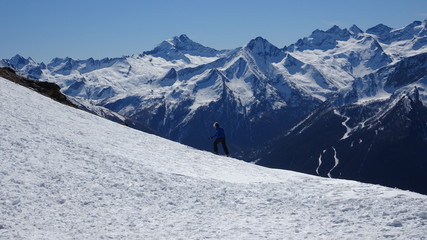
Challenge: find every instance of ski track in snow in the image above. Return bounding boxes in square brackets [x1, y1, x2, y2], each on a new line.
[327, 147, 340, 178]
[316, 149, 327, 176]
[334, 110, 352, 140]
[1, 77, 427, 239]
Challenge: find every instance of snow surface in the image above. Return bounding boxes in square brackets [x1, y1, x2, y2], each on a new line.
[1, 77, 427, 239]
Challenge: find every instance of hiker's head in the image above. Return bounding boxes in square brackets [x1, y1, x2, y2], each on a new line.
[213, 122, 219, 128]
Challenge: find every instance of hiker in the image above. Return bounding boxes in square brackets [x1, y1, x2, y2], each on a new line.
[209, 122, 230, 156]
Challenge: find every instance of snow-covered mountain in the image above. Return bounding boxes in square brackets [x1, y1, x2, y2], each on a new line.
[258, 52, 427, 194]
[366, 20, 427, 60]
[144, 34, 229, 61]
[4, 20, 427, 194]
[1, 76, 427, 239]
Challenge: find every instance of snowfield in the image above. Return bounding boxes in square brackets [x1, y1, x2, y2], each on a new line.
[1, 77, 426, 239]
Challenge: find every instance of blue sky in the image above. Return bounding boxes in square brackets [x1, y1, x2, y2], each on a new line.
[2, 0, 427, 63]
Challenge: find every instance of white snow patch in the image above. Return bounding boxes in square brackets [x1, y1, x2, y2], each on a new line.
[379, 38, 427, 62]
[355, 90, 392, 105]
[183, 54, 219, 65]
[225, 77, 255, 109]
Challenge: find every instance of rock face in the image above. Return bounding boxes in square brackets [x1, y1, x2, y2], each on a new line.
[4, 20, 427, 194]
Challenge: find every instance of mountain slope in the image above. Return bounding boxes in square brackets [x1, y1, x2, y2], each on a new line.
[1, 77, 426, 239]
[258, 53, 427, 194]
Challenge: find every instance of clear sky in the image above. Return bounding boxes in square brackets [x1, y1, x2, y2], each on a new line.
[2, 0, 427, 63]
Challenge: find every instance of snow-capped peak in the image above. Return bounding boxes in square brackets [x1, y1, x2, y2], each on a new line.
[349, 24, 364, 35]
[366, 22, 425, 43]
[3, 54, 44, 79]
[144, 34, 222, 60]
[8, 54, 37, 69]
[159, 34, 197, 51]
[244, 37, 285, 61]
[246, 37, 272, 49]
[402, 20, 425, 33]
[325, 25, 351, 37]
[366, 23, 393, 37]
[395, 20, 427, 40]
[168, 34, 192, 45]
[288, 25, 352, 51]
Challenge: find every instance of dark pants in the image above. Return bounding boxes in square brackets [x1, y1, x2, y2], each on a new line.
[214, 137, 229, 156]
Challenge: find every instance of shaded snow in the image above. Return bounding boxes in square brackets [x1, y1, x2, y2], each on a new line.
[1, 77, 427, 239]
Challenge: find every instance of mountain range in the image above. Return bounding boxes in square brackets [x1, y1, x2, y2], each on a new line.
[3, 20, 427, 194]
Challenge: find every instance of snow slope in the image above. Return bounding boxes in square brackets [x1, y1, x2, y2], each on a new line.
[1, 77, 426, 239]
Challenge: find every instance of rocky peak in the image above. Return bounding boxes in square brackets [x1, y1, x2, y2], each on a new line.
[349, 24, 364, 35]
[366, 23, 392, 36]
[9, 54, 32, 69]
[288, 25, 352, 51]
[325, 25, 351, 37]
[245, 37, 285, 60]
[145, 34, 220, 59]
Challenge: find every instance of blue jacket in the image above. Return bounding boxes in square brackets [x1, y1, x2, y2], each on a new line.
[212, 126, 226, 139]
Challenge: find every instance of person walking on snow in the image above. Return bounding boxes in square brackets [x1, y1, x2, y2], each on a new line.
[209, 122, 230, 156]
